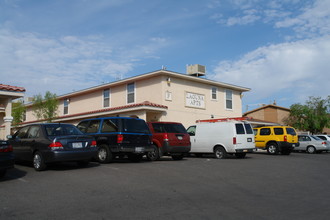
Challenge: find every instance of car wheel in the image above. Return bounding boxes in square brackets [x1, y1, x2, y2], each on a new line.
[214, 146, 227, 159]
[267, 143, 279, 155]
[0, 169, 6, 178]
[33, 151, 47, 171]
[146, 145, 160, 161]
[98, 145, 113, 163]
[235, 153, 246, 159]
[307, 146, 316, 154]
[172, 154, 184, 160]
[128, 154, 143, 162]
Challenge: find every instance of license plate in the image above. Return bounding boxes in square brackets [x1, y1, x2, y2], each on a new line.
[292, 144, 296, 147]
[177, 136, 183, 140]
[72, 142, 83, 148]
[135, 147, 144, 152]
[247, 138, 252, 142]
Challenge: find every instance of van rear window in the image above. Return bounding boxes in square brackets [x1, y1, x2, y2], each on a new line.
[235, 124, 245, 134]
[244, 123, 253, 134]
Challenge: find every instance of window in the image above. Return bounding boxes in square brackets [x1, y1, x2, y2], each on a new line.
[101, 119, 119, 133]
[244, 123, 253, 134]
[235, 124, 245, 134]
[27, 126, 40, 138]
[103, 89, 110, 108]
[187, 126, 196, 136]
[16, 126, 30, 139]
[211, 87, 217, 100]
[64, 99, 69, 115]
[86, 120, 101, 133]
[127, 83, 135, 104]
[260, 128, 271, 136]
[274, 128, 284, 135]
[225, 89, 233, 110]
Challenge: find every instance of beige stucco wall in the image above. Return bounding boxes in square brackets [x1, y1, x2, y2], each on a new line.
[154, 76, 242, 127]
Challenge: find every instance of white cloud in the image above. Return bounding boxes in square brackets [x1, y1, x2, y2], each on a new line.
[211, 35, 330, 105]
[0, 29, 134, 96]
[275, 0, 330, 37]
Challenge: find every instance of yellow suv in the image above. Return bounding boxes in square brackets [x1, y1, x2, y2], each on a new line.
[253, 126, 299, 155]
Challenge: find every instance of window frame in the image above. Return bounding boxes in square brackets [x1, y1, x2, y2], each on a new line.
[211, 87, 217, 100]
[225, 89, 233, 110]
[103, 88, 110, 108]
[127, 82, 135, 104]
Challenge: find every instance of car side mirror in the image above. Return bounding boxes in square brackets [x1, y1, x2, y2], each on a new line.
[6, 135, 13, 140]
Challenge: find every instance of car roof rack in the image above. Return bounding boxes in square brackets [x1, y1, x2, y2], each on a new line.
[196, 117, 252, 123]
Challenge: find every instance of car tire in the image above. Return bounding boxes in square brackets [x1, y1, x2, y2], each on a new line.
[235, 153, 246, 158]
[267, 143, 279, 155]
[172, 154, 184, 160]
[146, 145, 160, 161]
[33, 151, 47, 171]
[214, 146, 227, 159]
[307, 146, 316, 154]
[128, 154, 143, 162]
[98, 145, 113, 163]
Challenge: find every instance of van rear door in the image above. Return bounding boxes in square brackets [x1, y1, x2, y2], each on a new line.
[234, 123, 255, 150]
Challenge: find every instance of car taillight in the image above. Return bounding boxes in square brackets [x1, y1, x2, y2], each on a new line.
[117, 134, 124, 144]
[0, 144, 13, 152]
[322, 141, 326, 145]
[91, 140, 97, 147]
[233, 137, 237, 145]
[163, 133, 169, 141]
[49, 142, 63, 149]
[284, 135, 287, 142]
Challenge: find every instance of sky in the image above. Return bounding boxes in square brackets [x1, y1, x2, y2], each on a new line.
[1, 0, 330, 112]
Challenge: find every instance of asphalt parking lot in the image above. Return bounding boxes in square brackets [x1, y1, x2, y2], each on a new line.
[1, 151, 330, 220]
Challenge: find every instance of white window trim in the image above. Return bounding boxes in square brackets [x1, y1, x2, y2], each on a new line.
[126, 82, 136, 104]
[103, 88, 111, 108]
[225, 89, 233, 110]
[211, 87, 218, 101]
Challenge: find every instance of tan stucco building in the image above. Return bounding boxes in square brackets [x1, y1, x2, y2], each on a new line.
[0, 84, 25, 139]
[243, 104, 290, 126]
[24, 67, 251, 128]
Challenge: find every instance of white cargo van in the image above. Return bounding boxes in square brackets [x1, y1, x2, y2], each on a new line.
[187, 117, 255, 159]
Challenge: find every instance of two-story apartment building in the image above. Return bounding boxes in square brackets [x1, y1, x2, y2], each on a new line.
[24, 66, 251, 128]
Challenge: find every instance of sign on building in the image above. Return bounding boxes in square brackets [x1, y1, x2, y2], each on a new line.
[185, 92, 205, 109]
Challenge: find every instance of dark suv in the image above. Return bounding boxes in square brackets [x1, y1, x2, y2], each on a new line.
[147, 122, 191, 161]
[77, 117, 153, 163]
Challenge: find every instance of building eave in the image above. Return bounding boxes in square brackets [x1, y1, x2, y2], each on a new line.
[56, 69, 250, 100]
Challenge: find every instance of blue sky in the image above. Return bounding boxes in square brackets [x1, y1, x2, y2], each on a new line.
[1, 0, 330, 112]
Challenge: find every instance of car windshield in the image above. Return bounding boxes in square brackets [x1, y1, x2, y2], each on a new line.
[45, 124, 83, 136]
[286, 128, 296, 135]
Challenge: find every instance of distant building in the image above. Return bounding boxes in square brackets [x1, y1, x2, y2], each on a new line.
[0, 84, 25, 139]
[23, 65, 251, 127]
[243, 104, 290, 126]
